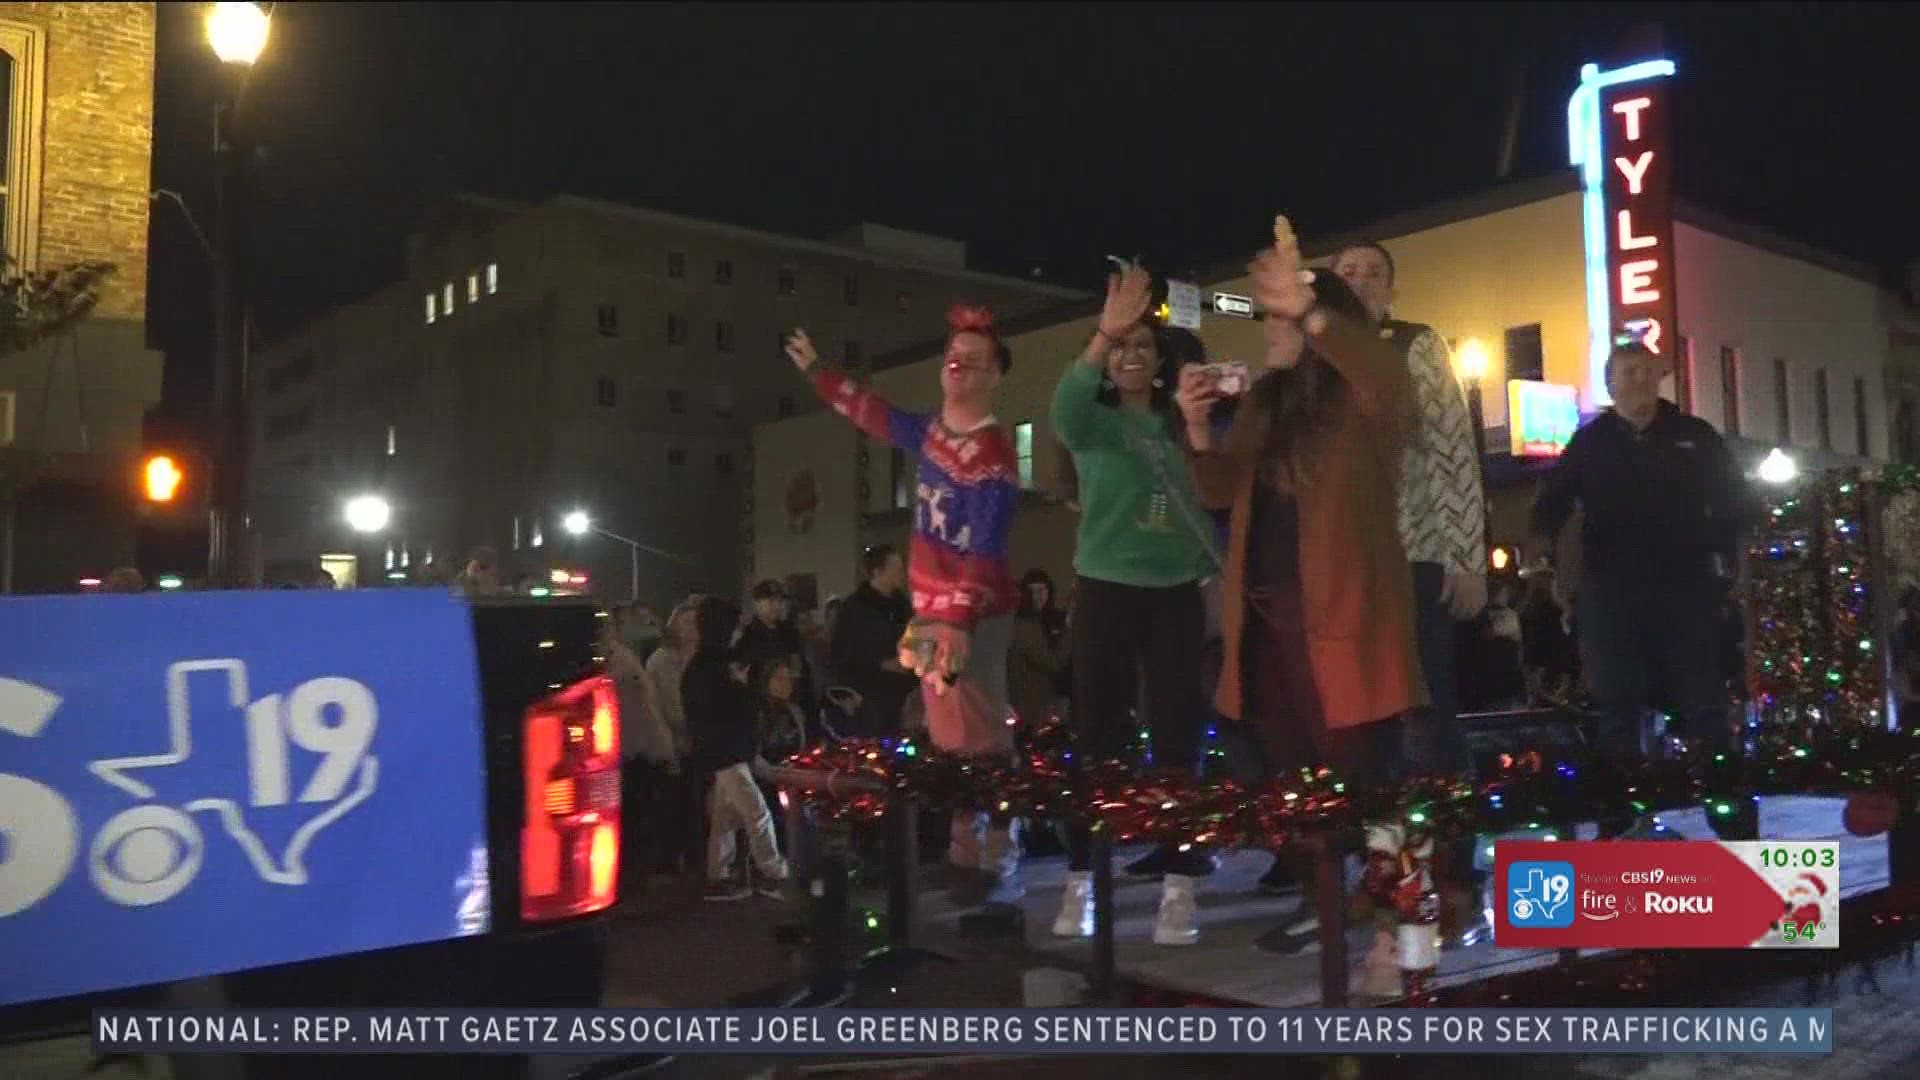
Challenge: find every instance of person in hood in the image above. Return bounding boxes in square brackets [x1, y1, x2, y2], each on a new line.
[684, 595, 788, 901]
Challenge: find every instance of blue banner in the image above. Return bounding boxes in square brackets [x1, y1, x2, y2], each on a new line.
[91, 1008, 1835, 1055]
[1, 589, 490, 1006]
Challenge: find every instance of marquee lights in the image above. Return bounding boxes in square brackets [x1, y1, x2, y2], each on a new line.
[1568, 58, 1677, 408]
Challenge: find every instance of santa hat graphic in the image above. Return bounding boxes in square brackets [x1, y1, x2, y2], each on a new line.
[1795, 873, 1828, 897]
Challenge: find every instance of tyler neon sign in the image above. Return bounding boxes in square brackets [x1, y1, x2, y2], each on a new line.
[1569, 58, 1677, 408]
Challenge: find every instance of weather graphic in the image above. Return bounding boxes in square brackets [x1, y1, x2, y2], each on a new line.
[1508, 860, 1576, 928]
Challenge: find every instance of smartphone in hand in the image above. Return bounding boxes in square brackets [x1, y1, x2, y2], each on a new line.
[1193, 361, 1250, 397]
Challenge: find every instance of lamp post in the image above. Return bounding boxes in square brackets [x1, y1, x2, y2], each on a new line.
[205, 2, 270, 587]
[563, 510, 694, 604]
[1455, 338, 1493, 557]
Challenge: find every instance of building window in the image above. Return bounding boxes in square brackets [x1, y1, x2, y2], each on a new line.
[531, 521, 544, 548]
[843, 340, 862, 367]
[716, 321, 734, 352]
[667, 250, 685, 279]
[0, 24, 48, 269]
[596, 376, 617, 407]
[1773, 359, 1792, 443]
[1013, 421, 1035, 490]
[667, 448, 686, 468]
[895, 289, 912, 313]
[844, 273, 860, 306]
[777, 267, 797, 296]
[714, 259, 733, 285]
[714, 385, 735, 419]
[1897, 398, 1918, 465]
[385, 424, 396, 456]
[1854, 377, 1871, 458]
[716, 453, 735, 477]
[597, 304, 619, 337]
[486, 262, 499, 295]
[425, 292, 437, 324]
[777, 395, 795, 419]
[1502, 324, 1544, 383]
[1814, 368, 1832, 451]
[512, 516, 522, 551]
[890, 448, 912, 510]
[1719, 346, 1742, 436]
[467, 272, 480, 304]
[667, 314, 686, 345]
[667, 389, 685, 414]
[443, 282, 455, 315]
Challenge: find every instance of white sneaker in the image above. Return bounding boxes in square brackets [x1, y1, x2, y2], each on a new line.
[1054, 871, 1094, 938]
[1153, 873, 1200, 947]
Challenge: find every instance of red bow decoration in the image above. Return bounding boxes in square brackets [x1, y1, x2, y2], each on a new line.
[946, 302, 998, 337]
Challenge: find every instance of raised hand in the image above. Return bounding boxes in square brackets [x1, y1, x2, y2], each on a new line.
[784, 328, 820, 372]
[1249, 215, 1323, 331]
[1175, 364, 1219, 423]
[1099, 262, 1153, 338]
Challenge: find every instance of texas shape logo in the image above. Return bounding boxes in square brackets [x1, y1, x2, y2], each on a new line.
[1508, 860, 1575, 928]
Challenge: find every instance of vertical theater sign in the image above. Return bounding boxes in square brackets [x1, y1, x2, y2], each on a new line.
[1569, 58, 1677, 407]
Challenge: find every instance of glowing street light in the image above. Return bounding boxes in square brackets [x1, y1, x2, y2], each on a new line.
[562, 510, 591, 537]
[1757, 448, 1798, 486]
[343, 494, 392, 534]
[206, 2, 270, 66]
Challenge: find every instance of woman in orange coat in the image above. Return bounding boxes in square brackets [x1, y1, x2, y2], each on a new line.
[1176, 216, 1429, 954]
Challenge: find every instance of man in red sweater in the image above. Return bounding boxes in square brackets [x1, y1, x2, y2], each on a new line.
[786, 309, 1025, 907]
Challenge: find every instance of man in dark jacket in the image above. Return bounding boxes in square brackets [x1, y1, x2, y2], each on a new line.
[829, 545, 917, 736]
[1530, 343, 1750, 758]
[684, 596, 787, 901]
[735, 579, 814, 719]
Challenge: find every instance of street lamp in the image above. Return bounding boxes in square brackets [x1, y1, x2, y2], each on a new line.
[204, 2, 271, 587]
[1757, 448, 1799, 486]
[206, 3, 270, 66]
[343, 495, 391, 534]
[560, 509, 693, 604]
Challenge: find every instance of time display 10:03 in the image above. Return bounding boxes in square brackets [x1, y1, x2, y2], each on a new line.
[1760, 847, 1836, 869]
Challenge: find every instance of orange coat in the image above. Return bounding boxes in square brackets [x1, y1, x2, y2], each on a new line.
[1191, 312, 1430, 733]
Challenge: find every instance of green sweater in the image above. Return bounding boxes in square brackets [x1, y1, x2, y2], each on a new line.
[1049, 361, 1213, 589]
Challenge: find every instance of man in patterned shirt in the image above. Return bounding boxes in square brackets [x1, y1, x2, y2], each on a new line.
[1331, 241, 1488, 775]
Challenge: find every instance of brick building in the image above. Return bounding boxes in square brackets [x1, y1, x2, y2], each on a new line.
[0, 1, 164, 593]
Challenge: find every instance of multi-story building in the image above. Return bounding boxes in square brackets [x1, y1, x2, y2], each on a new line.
[750, 172, 1920, 605]
[247, 195, 1083, 601]
[0, 2, 164, 594]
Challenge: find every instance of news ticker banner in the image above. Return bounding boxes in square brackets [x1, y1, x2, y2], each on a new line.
[95, 1008, 1833, 1056]
[1495, 840, 1840, 950]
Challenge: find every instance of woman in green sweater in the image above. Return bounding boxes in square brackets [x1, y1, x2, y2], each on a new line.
[1048, 263, 1216, 947]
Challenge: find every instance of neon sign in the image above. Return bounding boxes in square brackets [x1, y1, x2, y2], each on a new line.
[1569, 58, 1677, 407]
[1508, 380, 1580, 458]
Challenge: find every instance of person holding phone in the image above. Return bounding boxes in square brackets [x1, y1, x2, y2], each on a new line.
[1177, 216, 1429, 956]
[1047, 262, 1218, 947]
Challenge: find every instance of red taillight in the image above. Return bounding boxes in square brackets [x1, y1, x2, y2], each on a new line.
[521, 674, 621, 922]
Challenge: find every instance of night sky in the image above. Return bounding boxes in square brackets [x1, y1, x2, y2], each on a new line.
[147, 2, 1918, 425]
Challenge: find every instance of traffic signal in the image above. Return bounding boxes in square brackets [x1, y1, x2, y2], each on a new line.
[143, 454, 184, 503]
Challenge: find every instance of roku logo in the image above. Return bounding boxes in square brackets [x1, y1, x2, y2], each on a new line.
[1645, 892, 1714, 915]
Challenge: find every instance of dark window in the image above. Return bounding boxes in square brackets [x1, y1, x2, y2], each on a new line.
[1502, 324, 1544, 382]
[716, 453, 735, 477]
[596, 305, 619, 337]
[666, 250, 685, 278]
[666, 389, 685, 415]
[843, 340, 862, 367]
[1815, 368, 1832, 451]
[890, 448, 912, 510]
[667, 448, 686, 468]
[716, 321, 734, 352]
[1854, 378, 1871, 458]
[1897, 398, 1917, 464]
[714, 385, 735, 419]
[595, 376, 617, 407]
[666, 314, 686, 345]
[714, 259, 733, 285]
[1773, 359, 1792, 443]
[0, 48, 12, 250]
[844, 273, 859, 306]
[777, 395, 795, 419]
[265, 405, 314, 443]
[895, 289, 912, 313]
[777, 267, 796, 297]
[1719, 347, 1742, 436]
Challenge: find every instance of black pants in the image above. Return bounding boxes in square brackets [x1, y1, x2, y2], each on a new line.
[1066, 577, 1209, 874]
[1580, 575, 1734, 757]
[623, 759, 699, 879]
[1403, 561, 1470, 776]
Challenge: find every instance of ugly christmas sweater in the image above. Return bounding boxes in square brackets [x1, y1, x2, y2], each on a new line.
[811, 368, 1018, 631]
